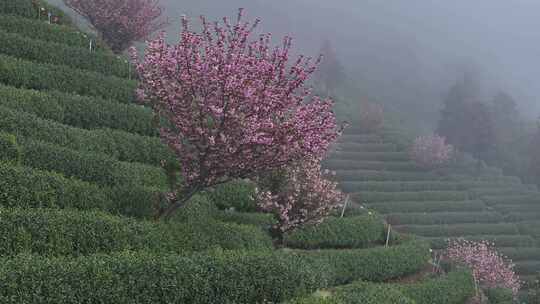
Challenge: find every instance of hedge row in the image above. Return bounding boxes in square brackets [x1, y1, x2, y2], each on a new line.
[386, 211, 503, 226]
[0, 14, 104, 50]
[396, 269, 475, 304]
[19, 138, 167, 188]
[337, 142, 397, 152]
[335, 169, 437, 182]
[504, 212, 540, 222]
[396, 223, 520, 237]
[332, 151, 409, 161]
[204, 180, 258, 212]
[340, 181, 470, 193]
[0, 161, 112, 210]
[0, 30, 131, 77]
[369, 200, 486, 214]
[482, 194, 540, 206]
[485, 288, 513, 304]
[494, 204, 540, 213]
[339, 134, 382, 143]
[0, 207, 272, 256]
[498, 247, 540, 261]
[283, 215, 386, 250]
[0, 0, 72, 25]
[0, 132, 20, 164]
[424, 235, 537, 250]
[0, 106, 173, 165]
[297, 239, 431, 286]
[469, 188, 535, 199]
[515, 260, 540, 275]
[0, 54, 136, 102]
[0, 250, 320, 304]
[217, 211, 276, 227]
[355, 191, 469, 203]
[323, 160, 418, 171]
[0, 161, 164, 219]
[0, 85, 156, 136]
[517, 221, 540, 238]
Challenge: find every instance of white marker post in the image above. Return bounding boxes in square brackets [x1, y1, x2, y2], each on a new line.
[340, 195, 350, 218]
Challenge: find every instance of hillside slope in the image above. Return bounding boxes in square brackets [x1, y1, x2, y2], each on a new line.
[0, 2, 477, 303]
[325, 126, 540, 291]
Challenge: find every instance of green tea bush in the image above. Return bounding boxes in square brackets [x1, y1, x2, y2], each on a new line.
[0, 0, 34, 18]
[0, 250, 318, 304]
[338, 142, 397, 152]
[0, 85, 155, 136]
[2, 0, 74, 25]
[334, 151, 409, 161]
[0, 132, 20, 164]
[297, 239, 430, 285]
[340, 181, 469, 193]
[19, 139, 167, 188]
[424, 235, 537, 250]
[0, 14, 103, 50]
[323, 159, 418, 171]
[495, 204, 540, 213]
[336, 170, 437, 182]
[218, 211, 276, 227]
[0, 161, 110, 210]
[0, 106, 173, 165]
[498, 247, 540, 261]
[486, 288, 513, 304]
[370, 200, 486, 214]
[386, 211, 503, 225]
[0, 207, 172, 256]
[398, 270, 475, 304]
[291, 283, 414, 304]
[482, 194, 540, 206]
[397, 223, 520, 237]
[355, 191, 469, 203]
[204, 180, 257, 212]
[0, 30, 131, 77]
[283, 214, 386, 249]
[0, 55, 136, 102]
[515, 260, 540, 275]
[340, 134, 382, 143]
[0, 84, 64, 121]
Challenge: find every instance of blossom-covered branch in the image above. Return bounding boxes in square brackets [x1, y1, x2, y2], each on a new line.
[131, 9, 342, 219]
[256, 158, 345, 235]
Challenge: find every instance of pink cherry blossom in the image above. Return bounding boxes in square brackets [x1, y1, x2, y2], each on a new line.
[64, 0, 167, 52]
[131, 9, 343, 219]
[447, 239, 521, 296]
[410, 134, 453, 169]
[256, 157, 345, 236]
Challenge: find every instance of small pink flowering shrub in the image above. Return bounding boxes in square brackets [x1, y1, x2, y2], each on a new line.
[446, 239, 521, 296]
[359, 102, 384, 132]
[256, 158, 345, 236]
[410, 135, 453, 169]
[64, 0, 167, 52]
[132, 10, 342, 219]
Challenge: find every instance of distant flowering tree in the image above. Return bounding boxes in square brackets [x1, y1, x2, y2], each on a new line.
[358, 102, 384, 132]
[256, 158, 345, 237]
[64, 0, 167, 53]
[131, 10, 342, 219]
[410, 135, 453, 169]
[447, 239, 521, 296]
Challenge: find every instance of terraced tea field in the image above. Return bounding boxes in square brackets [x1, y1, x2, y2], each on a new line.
[325, 127, 540, 290]
[0, 1, 515, 303]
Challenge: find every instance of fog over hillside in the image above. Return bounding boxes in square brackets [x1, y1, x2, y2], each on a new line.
[154, 0, 540, 130]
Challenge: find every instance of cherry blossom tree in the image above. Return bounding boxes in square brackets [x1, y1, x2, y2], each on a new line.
[256, 158, 345, 237]
[131, 10, 343, 219]
[447, 239, 521, 296]
[410, 134, 453, 169]
[64, 0, 167, 53]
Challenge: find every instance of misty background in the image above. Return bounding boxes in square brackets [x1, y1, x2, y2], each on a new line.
[151, 0, 540, 133]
